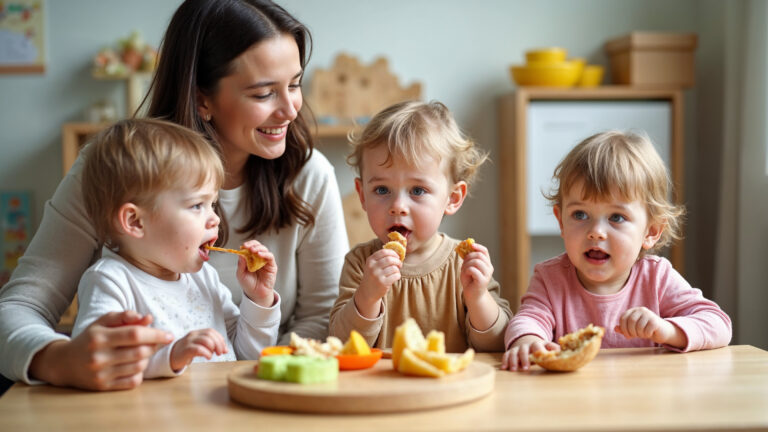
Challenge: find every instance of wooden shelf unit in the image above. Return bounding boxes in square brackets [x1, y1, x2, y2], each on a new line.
[497, 86, 685, 311]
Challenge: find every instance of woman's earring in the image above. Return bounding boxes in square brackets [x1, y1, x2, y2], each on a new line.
[204, 113, 211, 122]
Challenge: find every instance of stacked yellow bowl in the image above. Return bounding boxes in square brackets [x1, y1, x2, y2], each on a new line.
[510, 48, 602, 87]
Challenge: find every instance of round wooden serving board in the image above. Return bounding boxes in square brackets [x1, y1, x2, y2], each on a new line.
[227, 358, 494, 414]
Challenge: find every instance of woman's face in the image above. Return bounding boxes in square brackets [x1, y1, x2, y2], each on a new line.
[200, 34, 303, 172]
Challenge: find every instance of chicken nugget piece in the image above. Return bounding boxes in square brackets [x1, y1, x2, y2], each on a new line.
[383, 241, 406, 261]
[383, 231, 407, 261]
[455, 238, 475, 259]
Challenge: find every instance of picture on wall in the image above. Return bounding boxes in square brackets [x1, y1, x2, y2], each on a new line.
[0, 191, 32, 287]
[0, 0, 45, 74]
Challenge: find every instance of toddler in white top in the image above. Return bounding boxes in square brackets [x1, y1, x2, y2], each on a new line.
[72, 118, 280, 378]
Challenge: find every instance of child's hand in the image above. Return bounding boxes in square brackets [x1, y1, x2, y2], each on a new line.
[170, 328, 228, 372]
[237, 239, 277, 308]
[614, 306, 686, 347]
[459, 241, 493, 302]
[353, 248, 402, 318]
[501, 335, 560, 371]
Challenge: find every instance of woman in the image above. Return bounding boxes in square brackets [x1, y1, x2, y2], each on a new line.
[0, 0, 348, 391]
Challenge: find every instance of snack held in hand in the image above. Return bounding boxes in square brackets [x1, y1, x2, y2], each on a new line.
[205, 245, 266, 272]
[383, 231, 407, 261]
[454, 238, 475, 259]
[530, 324, 605, 372]
[391, 318, 474, 378]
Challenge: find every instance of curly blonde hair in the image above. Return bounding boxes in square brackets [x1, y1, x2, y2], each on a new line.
[347, 100, 488, 188]
[545, 130, 685, 253]
[82, 118, 224, 249]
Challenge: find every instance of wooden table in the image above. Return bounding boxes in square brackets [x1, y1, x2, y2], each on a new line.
[1, 345, 766, 431]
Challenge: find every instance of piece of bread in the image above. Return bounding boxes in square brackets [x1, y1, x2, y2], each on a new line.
[383, 231, 407, 261]
[529, 324, 605, 372]
[455, 238, 475, 258]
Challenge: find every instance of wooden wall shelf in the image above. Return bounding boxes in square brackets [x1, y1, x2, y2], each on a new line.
[497, 86, 685, 310]
[62, 122, 355, 177]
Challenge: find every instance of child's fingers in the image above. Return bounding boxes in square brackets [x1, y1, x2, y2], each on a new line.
[500, 349, 515, 371]
[241, 239, 264, 251]
[189, 345, 214, 360]
[517, 345, 532, 370]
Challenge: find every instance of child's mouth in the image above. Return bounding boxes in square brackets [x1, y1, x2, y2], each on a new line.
[389, 225, 410, 240]
[199, 239, 216, 261]
[584, 248, 610, 261]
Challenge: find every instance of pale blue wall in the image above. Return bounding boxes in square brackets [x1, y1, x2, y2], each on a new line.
[0, 0, 707, 283]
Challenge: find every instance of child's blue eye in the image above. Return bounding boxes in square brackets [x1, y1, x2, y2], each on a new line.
[410, 187, 426, 196]
[572, 210, 587, 220]
[374, 186, 389, 195]
[191, 203, 203, 210]
[609, 214, 626, 223]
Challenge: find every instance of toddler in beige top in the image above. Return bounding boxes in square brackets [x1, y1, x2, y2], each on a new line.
[329, 100, 512, 352]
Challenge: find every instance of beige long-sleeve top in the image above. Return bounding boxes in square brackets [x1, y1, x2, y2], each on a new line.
[329, 234, 512, 352]
[0, 149, 348, 384]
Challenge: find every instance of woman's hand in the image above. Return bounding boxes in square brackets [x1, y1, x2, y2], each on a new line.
[29, 311, 173, 391]
[238, 240, 277, 307]
[501, 335, 560, 371]
[353, 248, 402, 319]
[614, 306, 687, 348]
[169, 328, 228, 372]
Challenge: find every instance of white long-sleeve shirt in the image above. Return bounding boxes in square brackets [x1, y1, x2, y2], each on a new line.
[0, 149, 348, 384]
[72, 250, 280, 378]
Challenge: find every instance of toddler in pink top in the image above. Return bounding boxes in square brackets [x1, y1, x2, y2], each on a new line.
[501, 131, 732, 371]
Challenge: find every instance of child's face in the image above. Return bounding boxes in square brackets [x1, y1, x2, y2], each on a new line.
[553, 181, 662, 294]
[198, 34, 303, 168]
[129, 177, 220, 280]
[355, 145, 465, 261]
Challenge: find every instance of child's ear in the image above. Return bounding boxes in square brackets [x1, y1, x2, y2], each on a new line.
[444, 181, 467, 216]
[642, 221, 664, 250]
[354, 177, 366, 211]
[115, 203, 146, 239]
[553, 205, 565, 236]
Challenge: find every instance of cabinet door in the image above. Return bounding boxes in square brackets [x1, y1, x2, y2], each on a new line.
[527, 100, 671, 235]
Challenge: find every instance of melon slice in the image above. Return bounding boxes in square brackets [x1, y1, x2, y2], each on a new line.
[391, 318, 426, 369]
[397, 348, 445, 378]
[425, 330, 445, 354]
[340, 330, 371, 355]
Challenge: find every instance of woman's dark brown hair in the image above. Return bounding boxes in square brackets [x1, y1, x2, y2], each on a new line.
[144, 0, 315, 243]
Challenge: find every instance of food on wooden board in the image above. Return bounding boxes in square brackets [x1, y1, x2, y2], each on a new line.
[256, 354, 338, 384]
[289, 332, 342, 358]
[340, 330, 371, 355]
[529, 324, 605, 372]
[391, 318, 475, 378]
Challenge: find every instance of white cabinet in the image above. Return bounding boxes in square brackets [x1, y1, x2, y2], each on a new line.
[527, 100, 671, 235]
[497, 87, 684, 310]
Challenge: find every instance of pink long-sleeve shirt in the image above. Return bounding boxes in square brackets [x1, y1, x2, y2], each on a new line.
[504, 254, 732, 352]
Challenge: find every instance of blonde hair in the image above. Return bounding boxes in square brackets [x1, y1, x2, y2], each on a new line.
[545, 130, 685, 253]
[346, 100, 488, 188]
[81, 118, 224, 249]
